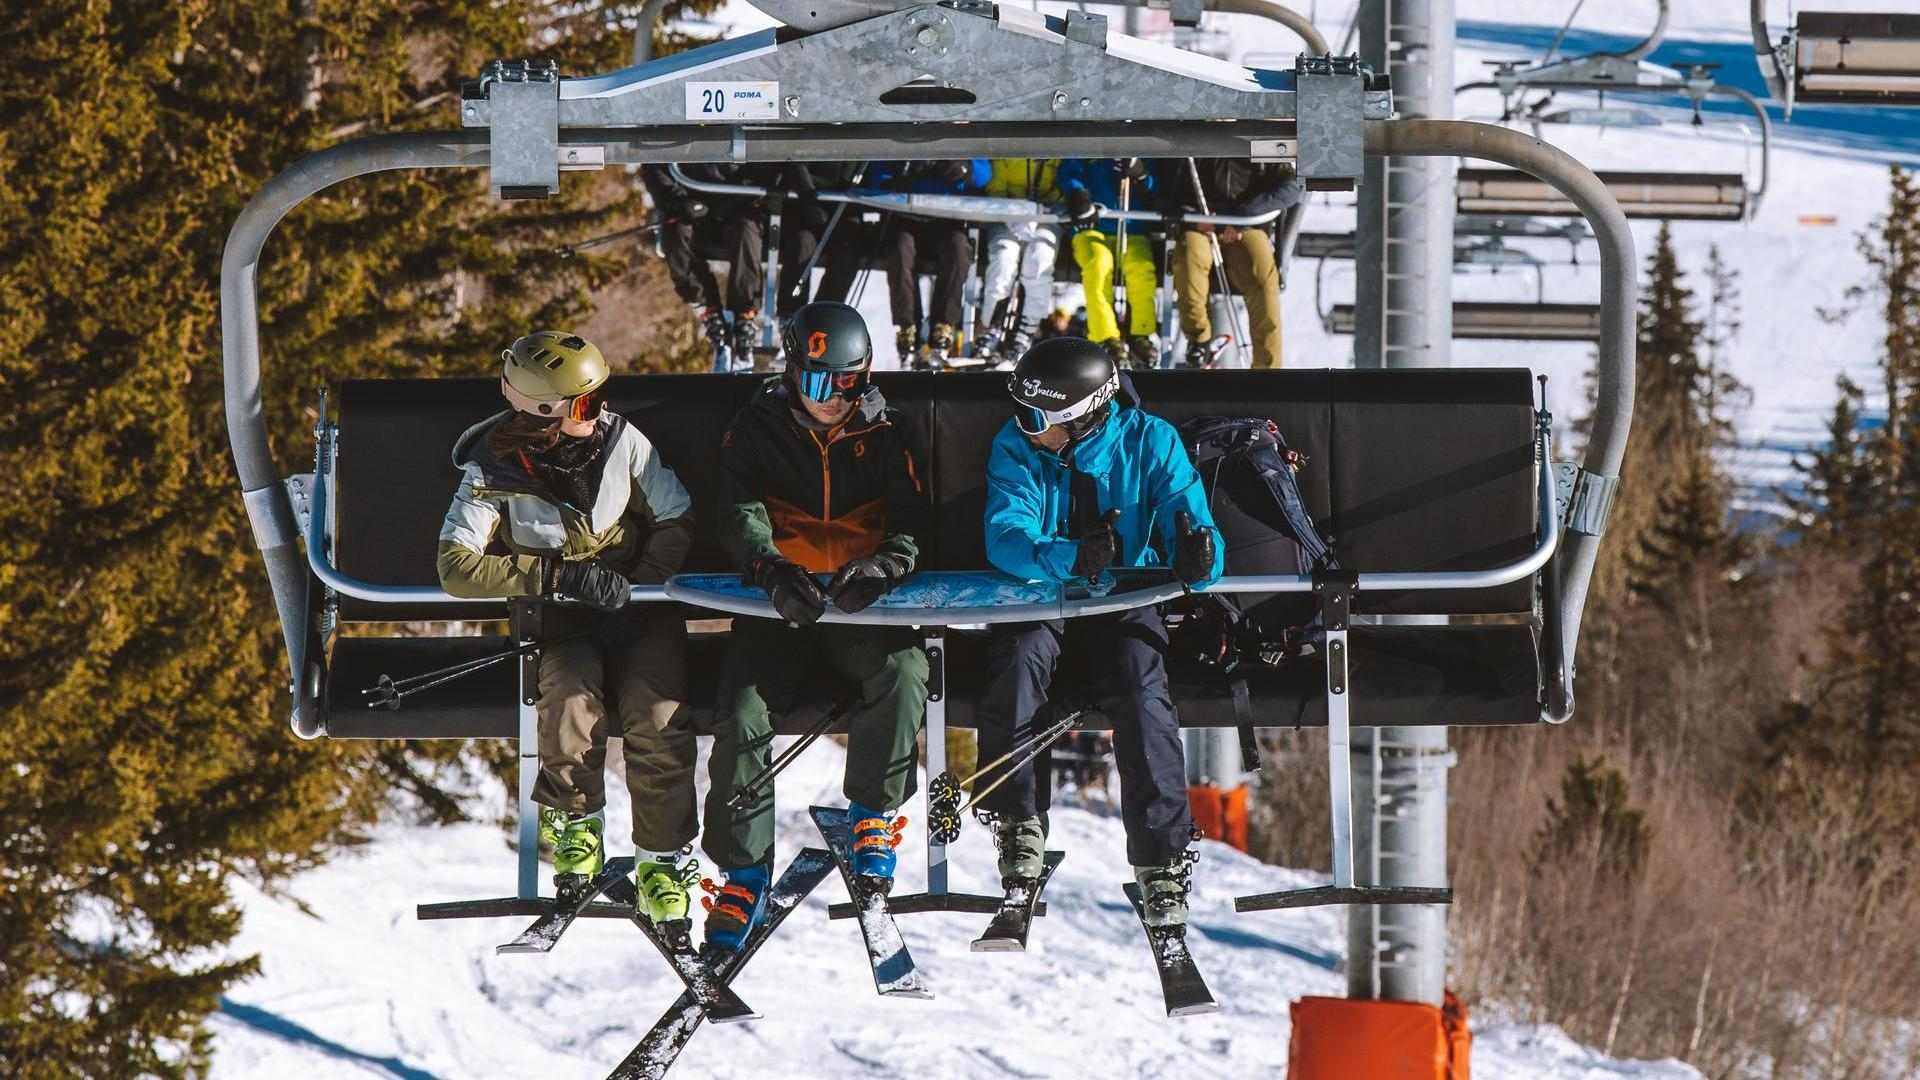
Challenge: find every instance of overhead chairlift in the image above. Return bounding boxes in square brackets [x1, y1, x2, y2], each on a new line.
[218, 0, 1636, 1057]
[1456, 0, 1772, 224]
[1752, 5, 1920, 111]
[1309, 231, 1603, 343]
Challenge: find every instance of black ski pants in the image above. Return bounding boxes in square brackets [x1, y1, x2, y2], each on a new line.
[660, 206, 765, 314]
[884, 217, 972, 330]
[976, 607, 1193, 867]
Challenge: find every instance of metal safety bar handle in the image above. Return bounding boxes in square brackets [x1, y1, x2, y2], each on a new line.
[663, 163, 1284, 228]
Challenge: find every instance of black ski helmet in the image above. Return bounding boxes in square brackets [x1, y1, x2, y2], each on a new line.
[1007, 336, 1120, 438]
[782, 301, 873, 402]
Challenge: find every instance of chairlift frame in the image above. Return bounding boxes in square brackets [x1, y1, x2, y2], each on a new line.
[222, 2, 1634, 922]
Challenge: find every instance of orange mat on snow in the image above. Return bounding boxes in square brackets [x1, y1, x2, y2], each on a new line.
[1288, 992, 1471, 1079]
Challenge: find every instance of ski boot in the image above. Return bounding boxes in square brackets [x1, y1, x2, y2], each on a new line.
[896, 325, 926, 370]
[1099, 337, 1129, 370]
[634, 851, 700, 939]
[990, 814, 1047, 884]
[1127, 333, 1162, 370]
[702, 307, 731, 372]
[537, 807, 605, 890]
[972, 323, 1003, 361]
[926, 323, 958, 369]
[848, 801, 907, 894]
[1186, 334, 1231, 369]
[1132, 847, 1199, 928]
[998, 327, 1034, 368]
[731, 309, 762, 371]
[701, 861, 771, 953]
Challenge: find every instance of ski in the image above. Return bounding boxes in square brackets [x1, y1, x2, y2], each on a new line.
[1122, 882, 1219, 1017]
[809, 805, 933, 999]
[494, 856, 636, 955]
[604, 848, 835, 1080]
[970, 851, 1066, 953]
[602, 877, 756, 1023]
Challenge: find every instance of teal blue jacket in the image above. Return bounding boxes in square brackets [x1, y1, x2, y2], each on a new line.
[983, 401, 1222, 587]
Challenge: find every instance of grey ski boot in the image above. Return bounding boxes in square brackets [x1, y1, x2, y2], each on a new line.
[992, 814, 1047, 883]
[1132, 848, 1197, 928]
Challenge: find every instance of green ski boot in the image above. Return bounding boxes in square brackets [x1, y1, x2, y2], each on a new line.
[537, 807, 605, 889]
[634, 855, 699, 930]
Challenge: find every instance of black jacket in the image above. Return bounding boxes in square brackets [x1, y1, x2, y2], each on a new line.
[718, 378, 930, 575]
[1157, 159, 1305, 220]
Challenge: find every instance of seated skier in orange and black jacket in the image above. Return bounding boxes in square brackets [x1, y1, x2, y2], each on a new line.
[697, 301, 932, 949]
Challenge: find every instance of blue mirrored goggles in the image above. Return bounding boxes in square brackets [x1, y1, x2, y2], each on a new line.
[795, 368, 868, 403]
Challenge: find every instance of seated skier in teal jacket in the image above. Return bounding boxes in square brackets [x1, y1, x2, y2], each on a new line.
[975, 336, 1220, 929]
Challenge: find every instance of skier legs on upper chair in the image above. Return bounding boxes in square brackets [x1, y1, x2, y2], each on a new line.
[436, 332, 704, 927]
[702, 301, 934, 950]
[976, 159, 1064, 365]
[975, 337, 1222, 926]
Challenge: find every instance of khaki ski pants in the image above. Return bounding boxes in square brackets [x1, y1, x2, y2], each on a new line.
[532, 604, 696, 853]
[1175, 227, 1283, 368]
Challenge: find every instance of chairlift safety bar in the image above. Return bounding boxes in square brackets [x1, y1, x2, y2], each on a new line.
[299, 416, 1560, 623]
[662, 163, 1288, 228]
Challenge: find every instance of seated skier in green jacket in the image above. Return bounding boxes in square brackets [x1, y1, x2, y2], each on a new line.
[436, 331, 701, 929]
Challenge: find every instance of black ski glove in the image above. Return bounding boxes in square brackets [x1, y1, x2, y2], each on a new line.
[1172, 510, 1217, 587]
[1064, 188, 1098, 226]
[1071, 509, 1123, 580]
[750, 556, 828, 626]
[826, 552, 910, 614]
[548, 558, 630, 612]
[1122, 157, 1151, 181]
[936, 160, 971, 186]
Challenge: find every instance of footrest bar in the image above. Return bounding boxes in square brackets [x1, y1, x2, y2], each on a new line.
[827, 892, 1040, 920]
[1233, 885, 1453, 912]
[416, 897, 632, 921]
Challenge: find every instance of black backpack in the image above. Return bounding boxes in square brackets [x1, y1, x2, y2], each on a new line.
[1174, 416, 1339, 767]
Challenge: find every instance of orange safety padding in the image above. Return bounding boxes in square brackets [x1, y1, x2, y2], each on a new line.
[1186, 784, 1251, 852]
[1289, 996, 1453, 1080]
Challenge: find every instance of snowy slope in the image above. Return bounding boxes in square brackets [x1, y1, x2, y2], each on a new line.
[205, 741, 1699, 1079]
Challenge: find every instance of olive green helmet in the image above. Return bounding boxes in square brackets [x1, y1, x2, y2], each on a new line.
[499, 331, 609, 419]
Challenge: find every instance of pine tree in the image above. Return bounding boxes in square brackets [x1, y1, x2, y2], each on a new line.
[0, 3, 712, 1073]
[1757, 165, 1920, 885]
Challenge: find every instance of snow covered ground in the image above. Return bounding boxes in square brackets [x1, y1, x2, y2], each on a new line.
[206, 741, 1700, 1079]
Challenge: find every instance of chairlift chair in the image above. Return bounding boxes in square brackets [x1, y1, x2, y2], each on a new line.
[1753, 5, 1920, 111]
[218, 2, 1636, 1003]
[1457, 0, 1772, 223]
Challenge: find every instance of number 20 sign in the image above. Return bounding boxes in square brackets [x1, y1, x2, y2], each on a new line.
[684, 82, 782, 121]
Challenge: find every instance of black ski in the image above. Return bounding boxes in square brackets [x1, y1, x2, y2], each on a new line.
[1122, 882, 1219, 1017]
[604, 848, 835, 1080]
[495, 856, 636, 955]
[809, 805, 932, 999]
[601, 877, 756, 1023]
[970, 851, 1066, 953]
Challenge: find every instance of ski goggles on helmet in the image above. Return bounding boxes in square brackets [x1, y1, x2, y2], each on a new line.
[793, 367, 869, 403]
[1010, 374, 1118, 437]
[500, 377, 606, 422]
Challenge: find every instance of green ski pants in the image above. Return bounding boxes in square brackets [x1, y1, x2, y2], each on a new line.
[704, 620, 929, 870]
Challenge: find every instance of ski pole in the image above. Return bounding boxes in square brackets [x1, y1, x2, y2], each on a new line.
[363, 632, 588, 710]
[1116, 162, 1132, 347]
[727, 699, 853, 810]
[554, 219, 673, 259]
[928, 709, 1085, 843]
[1186, 158, 1252, 366]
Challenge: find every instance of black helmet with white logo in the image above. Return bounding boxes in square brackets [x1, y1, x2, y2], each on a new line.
[1007, 336, 1119, 438]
